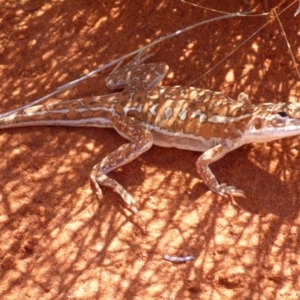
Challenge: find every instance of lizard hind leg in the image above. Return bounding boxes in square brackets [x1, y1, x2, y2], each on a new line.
[105, 49, 169, 90]
[91, 171, 145, 223]
[91, 116, 153, 225]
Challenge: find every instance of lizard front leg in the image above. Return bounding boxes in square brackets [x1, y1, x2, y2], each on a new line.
[91, 115, 153, 224]
[196, 143, 246, 198]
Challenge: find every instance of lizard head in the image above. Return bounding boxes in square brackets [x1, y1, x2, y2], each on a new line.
[243, 102, 300, 144]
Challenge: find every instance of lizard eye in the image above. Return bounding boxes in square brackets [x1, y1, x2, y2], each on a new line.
[277, 111, 288, 118]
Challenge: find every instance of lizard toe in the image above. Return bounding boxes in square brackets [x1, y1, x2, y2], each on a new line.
[217, 183, 246, 198]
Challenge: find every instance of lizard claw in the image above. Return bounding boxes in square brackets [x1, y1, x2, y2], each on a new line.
[215, 183, 246, 198]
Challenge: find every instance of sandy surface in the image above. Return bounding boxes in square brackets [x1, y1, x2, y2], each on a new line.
[0, 0, 300, 299]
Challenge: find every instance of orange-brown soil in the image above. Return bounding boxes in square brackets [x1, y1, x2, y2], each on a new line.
[0, 1, 300, 299]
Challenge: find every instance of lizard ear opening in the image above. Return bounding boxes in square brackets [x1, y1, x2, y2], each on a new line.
[253, 118, 263, 130]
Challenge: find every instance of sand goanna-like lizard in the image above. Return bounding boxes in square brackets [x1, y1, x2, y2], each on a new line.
[1, 50, 300, 224]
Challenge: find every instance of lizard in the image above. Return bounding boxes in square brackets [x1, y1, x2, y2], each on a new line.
[0, 50, 300, 224]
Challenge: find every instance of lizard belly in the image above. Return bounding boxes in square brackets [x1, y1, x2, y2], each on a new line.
[148, 126, 234, 152]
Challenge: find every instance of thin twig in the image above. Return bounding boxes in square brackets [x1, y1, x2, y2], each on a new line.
[0, 12, 251, 118]
[181, 0, 269, 16]
[274, 7, 300, 80]
[187, 0, 297, 86]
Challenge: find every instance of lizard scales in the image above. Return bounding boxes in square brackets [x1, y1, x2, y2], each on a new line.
[0, 86, 252, 150]
[1, 50, 300, 224]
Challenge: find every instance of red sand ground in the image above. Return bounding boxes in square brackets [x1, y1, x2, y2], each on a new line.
[0, 0, 300, 299]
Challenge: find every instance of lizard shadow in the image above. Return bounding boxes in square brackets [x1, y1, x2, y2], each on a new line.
[208, 145, 300, 218]
[139, 143, 300, 219]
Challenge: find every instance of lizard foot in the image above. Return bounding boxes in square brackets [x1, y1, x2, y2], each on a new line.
[214, 183, 246, 198]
